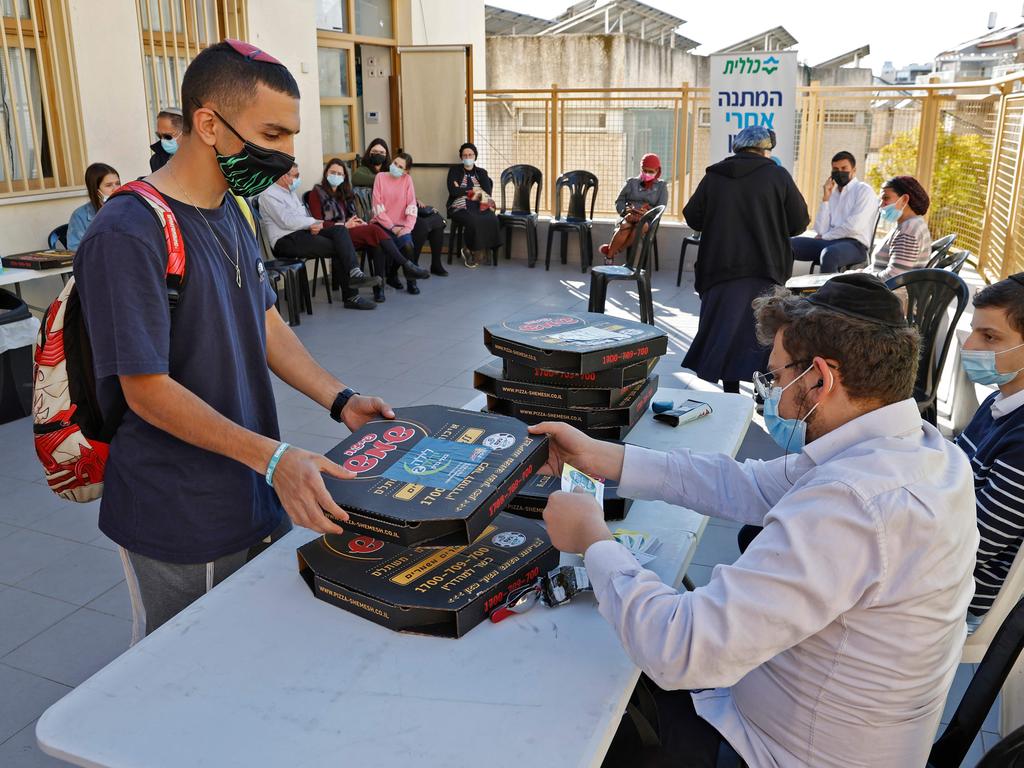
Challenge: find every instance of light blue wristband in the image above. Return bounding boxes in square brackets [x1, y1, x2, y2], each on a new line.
[265, 442, 291, 487]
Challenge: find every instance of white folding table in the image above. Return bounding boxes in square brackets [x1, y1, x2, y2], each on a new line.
[37, 387, 753, 768]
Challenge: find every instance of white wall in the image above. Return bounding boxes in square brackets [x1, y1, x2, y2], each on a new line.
[246, 0, 324, 195]
[403, 0, 486, 90]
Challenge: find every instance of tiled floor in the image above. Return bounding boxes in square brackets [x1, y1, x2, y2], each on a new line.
[0, 249, 999, 765]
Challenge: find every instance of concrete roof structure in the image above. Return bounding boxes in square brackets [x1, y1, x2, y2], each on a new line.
[714, 26, 798, 54]
[814, 45, 871, 70]
[484, 0, 700, 50]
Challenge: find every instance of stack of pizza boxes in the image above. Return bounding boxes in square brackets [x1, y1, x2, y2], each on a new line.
[476, 311, 668, 523]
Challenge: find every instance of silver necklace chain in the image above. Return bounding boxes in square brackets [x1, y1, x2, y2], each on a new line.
[170, 170, 242, 288]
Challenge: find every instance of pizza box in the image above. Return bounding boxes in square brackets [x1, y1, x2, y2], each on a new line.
[506, 472, 633, 521]
[483, 312, 667, 373]
[485, 374, 658, 430]
[502, 356, 657, 389]
[474, 359, 645, 408]
[2, 250, 74, 270]
[322, 405, 548, 547]
[297, 512, 558, 638]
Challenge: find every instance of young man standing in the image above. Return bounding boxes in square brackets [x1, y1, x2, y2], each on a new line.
[75, 41, 392, 639]
[792, 150, 878, 273]
[957, 274, 1024, 622]
[149, 107, 183, 172]
[531, 274, 977, 767]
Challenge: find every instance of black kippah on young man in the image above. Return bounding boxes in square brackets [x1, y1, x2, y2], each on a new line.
[806, 273, 907, 327]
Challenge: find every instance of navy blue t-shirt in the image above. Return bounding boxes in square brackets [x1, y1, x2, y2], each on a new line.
[74, 190, 283, 564]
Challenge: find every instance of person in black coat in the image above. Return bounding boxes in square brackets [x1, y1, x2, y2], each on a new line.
[446, 142, 501, 268]
[681, 126, 809, 393]
[149, 108, 182, 172]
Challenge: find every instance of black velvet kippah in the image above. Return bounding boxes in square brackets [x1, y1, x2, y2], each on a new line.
[805, 273, 908, 328]
[1009, 273, 1024, 289]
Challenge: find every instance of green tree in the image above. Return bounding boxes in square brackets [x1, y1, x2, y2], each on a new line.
[867, 128, 990, 253]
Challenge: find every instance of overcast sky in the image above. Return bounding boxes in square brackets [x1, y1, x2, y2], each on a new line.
[490, 0, 1024, 73]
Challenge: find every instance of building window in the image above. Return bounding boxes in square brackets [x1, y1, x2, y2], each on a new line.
[0, 0, 86, 196]
[135, 0, 248, 132]
[823, 110, 860, 125]
[316, 0, 347, 31]
[355, 0, 391, 39]
[317, 40, 357, 160]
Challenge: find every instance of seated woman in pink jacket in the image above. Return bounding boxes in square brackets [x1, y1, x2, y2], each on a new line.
[372, 151, 430, 295]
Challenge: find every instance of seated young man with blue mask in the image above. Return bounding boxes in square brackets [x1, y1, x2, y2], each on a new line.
[957, 274, 1024, 626]
[529, 273, 977, 767]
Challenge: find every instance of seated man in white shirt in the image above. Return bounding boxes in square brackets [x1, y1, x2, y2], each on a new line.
[529, 273, 977, 768]
[791, 151, 877, 273]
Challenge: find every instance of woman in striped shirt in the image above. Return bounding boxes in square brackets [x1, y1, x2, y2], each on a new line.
[865, 175, 932, 280]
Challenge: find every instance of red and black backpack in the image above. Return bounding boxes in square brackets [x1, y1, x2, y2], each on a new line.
[32, 181, 186, 502]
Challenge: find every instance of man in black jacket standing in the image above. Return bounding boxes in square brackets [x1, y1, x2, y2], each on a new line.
[682, 126, 809, 393]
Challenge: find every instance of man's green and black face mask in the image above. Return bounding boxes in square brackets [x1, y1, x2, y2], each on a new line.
[198, 101, 296, 197]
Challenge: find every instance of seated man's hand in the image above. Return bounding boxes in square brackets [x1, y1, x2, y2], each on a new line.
[310, 221, 324, 235]
[543, 490, 613, 554]
[271, 446, 352, 534]
[342, 394, 395, 431]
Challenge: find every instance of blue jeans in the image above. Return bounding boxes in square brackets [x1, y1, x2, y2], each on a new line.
[791, 236, 867, 273]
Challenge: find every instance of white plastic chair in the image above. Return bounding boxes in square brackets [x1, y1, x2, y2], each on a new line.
[963, 542, 1024, 734]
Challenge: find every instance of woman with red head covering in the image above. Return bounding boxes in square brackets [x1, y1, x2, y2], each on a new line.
[600, 153, 668, 264]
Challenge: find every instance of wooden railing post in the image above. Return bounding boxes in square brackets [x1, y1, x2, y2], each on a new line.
[549, 83, 559, 216]
[978, 83, 1011, 280]
[678, 81, 689, 215]
[915, 77, 942, 193]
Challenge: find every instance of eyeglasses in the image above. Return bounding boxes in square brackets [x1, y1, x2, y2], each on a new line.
[224, 38, 282, 65]
[752, 360, 810, 400]
[155, 132, 179, 141]
[752, 360, 837, 400]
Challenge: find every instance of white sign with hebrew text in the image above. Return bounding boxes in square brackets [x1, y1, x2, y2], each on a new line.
[709, 51, 798, 173]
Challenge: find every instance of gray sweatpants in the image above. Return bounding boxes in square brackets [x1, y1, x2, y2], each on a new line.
[118, 518, 293, 643]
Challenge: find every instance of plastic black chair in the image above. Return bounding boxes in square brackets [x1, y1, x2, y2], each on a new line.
[676, 233, 700, 287]
[588, 205, 664, 325]
[974, 724, 1024, 767]
[928, 596, 1024, 768]
[926, 234, 958, 268]
[249, 197, 311, 324]
[545, 171, 598, 272]
[930, 248, 970, 274]
[497, 164, 542, 268]
[48, 224, 68, 250]
[885, 268, 970, 425]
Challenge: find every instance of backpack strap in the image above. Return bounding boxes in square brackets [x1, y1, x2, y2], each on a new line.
[111, 180, 187, 308]
[231, 192, 256, 235]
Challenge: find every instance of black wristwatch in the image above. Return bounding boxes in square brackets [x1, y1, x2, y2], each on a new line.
[330, 388, 358, 423]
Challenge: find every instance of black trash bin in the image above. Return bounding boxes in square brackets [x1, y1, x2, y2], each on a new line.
[0, 287, 36, 424]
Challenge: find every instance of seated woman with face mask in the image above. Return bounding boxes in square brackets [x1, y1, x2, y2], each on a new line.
[308, 158, 413, 303]
[68, 163, 121, 250]
[601, 153, 668, 265]
[862, 175, 932, 281]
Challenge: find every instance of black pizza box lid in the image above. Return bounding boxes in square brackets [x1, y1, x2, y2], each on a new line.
[322, 405, 549, 547]
[502, 356, 657, 389]
[474, 359, 642, 408]
[483, 312, 668, 373]
[505, 472, 633, 521]
[297, 512, 560, 638]
[486, 374, 658, 429]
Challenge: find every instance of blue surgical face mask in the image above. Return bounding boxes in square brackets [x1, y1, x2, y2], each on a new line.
[961, 342, 1024, 385]
[389, 163, 403, 178]
[462, 158, 475, 169]
[289, 176, 301, 192]
[161, 137, 179, 155]
[326, 173, 345, 188]
[762, 364, 823, 453]
[879, 201, 903, 225]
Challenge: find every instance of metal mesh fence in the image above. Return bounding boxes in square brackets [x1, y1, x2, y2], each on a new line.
[470, 78, 1024, 279]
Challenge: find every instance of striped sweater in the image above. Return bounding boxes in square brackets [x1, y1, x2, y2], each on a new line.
[955, 391, 1024, 615]
[870, 214, 931, 280]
